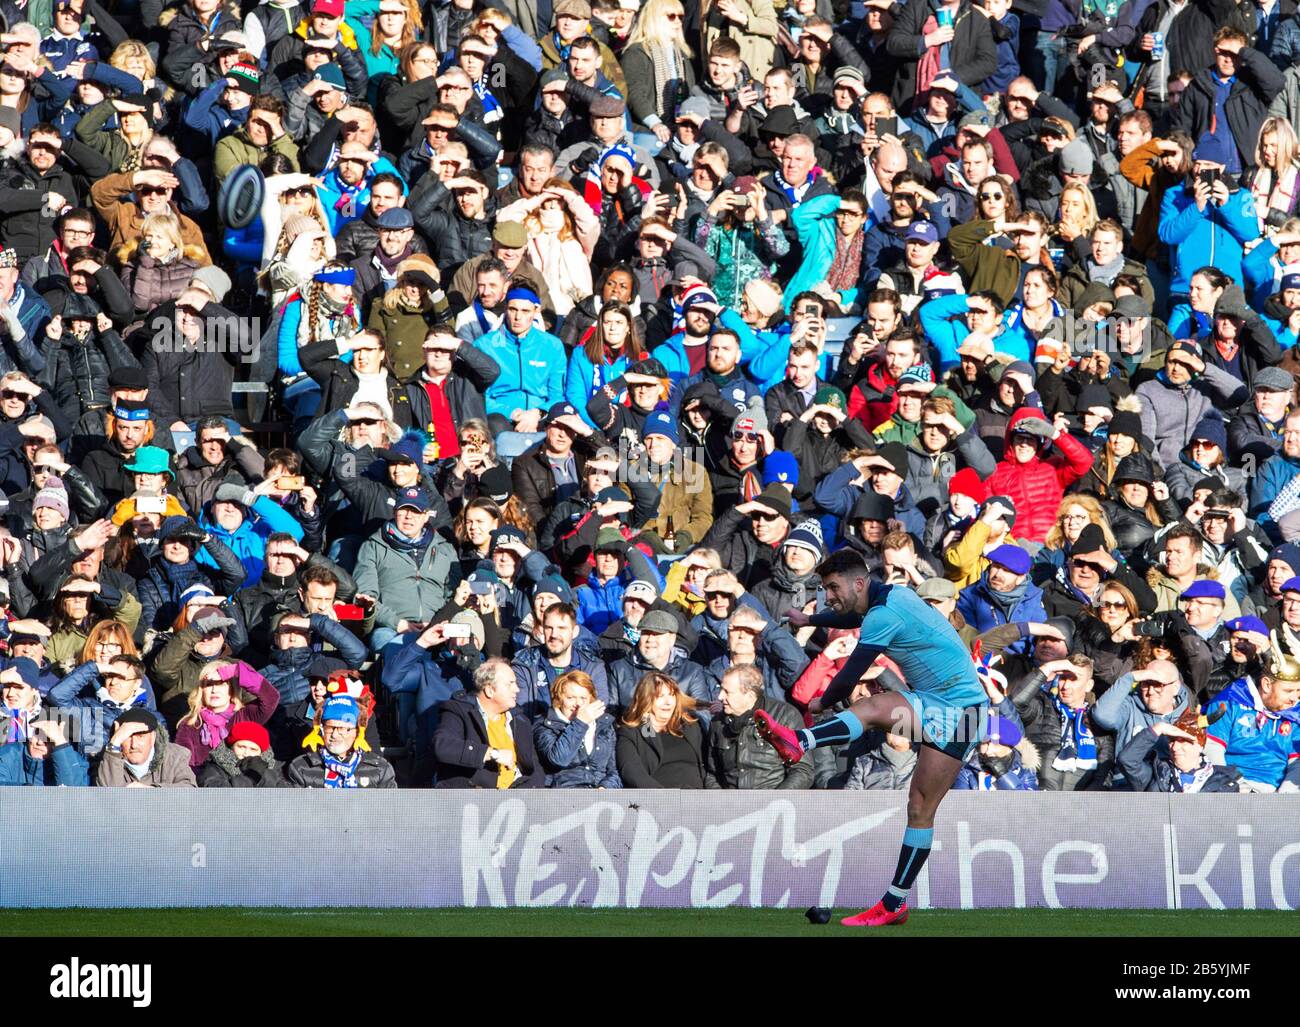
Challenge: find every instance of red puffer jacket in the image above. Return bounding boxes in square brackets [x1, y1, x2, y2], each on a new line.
[984, 408, 1093, 543]
[847, 361, 901, 430]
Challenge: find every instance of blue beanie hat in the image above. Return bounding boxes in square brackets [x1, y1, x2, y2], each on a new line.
[321, 694, 360, 726]
[763, 450, 800, 488]
[642, 410, 678, 445]
[1188, 416, 1227, 454]
[985, 714, 1022, 748]
[1192, 133, 1234, 167]
[1270, 544, 1300, 576]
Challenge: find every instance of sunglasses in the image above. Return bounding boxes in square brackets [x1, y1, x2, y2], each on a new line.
[350, 417, 381, 426]
[1098, 599, 1128, 610]
[732, 431, 760, 442]
[138, 186, 169, 196]
[751, 510, 781, 523]
[0, 389, 26, 400]
[704, 591, 734, 601]
[1134, 678, 1173, 690]
[1072, 559, 1106, 573]
[665, 10, 682, 18]
[979, 191, 1003, 201]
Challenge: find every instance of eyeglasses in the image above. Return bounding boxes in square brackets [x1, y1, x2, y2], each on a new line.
[1134, 678, 1174, 690]
[63, 226, 93, 238]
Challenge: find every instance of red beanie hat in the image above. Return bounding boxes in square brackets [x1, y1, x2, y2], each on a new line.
[227, 722, 270, 752]
[948, 467, 989, 504]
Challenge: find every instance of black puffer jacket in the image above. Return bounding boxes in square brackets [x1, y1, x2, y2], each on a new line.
[51, 326, 139, 424]
[298, 337, 414, 428]
[0, 158, 80, 261]
[283, 748, 398, 787]
[196, 744, 287, 787]
[704, 694, 814, 789]
[750, 564, 822, 625]
[422, 204, 496, 278]
[1010, 669, 1115, 791]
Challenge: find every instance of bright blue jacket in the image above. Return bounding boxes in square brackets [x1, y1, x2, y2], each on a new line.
[275, 295, 357, 377]
[46, 661, 160, 755]
[565, 347, 630, 428]
[1243, 237, 1287, 312]
[1157, 182, 1259, 295]
[650, 331, 692, 382]
[1248, 449, 1300, 541]
[0, 741, 89, 786]
[197, 495, 305, 586]
[1206, 677, 1300, 789]
[718, 307, 833, 391]
[475, 324, 566, 419]
[957, 571, 1047, 639]
[317, 156, 407, 234]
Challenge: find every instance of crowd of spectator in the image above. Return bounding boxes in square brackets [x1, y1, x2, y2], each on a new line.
[0, 0, 1297, 795]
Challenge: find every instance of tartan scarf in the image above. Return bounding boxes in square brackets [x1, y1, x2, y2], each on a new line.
[1268, 465, 1300, 523]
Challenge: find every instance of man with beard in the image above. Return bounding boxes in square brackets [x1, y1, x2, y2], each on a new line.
[511, 602, 609, 721]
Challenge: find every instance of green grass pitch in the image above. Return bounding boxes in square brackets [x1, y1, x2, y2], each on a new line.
[0, 908, 1290, 937]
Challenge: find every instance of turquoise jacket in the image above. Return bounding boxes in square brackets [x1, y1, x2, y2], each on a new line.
[197, 495, 305, 587]
[347, 0, 401, 104]
[475, 324, 567, 419]
[782, 193, 844, 310]
[565, 348, 631, 429]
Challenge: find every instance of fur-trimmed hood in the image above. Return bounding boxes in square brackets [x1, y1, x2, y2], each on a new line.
[207, 741, 277, 778]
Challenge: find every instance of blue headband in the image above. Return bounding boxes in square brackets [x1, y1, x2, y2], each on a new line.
[114, 405, 151, 422]
[505, 285, 540, 306]
[314, 267, 356, 286]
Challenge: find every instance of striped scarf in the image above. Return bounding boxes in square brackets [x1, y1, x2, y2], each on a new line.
[321, 748, 362, 788]
[1052, 698, 1097, 772]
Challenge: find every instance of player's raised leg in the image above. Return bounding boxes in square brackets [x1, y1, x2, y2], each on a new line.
[754, 689, 915, 765]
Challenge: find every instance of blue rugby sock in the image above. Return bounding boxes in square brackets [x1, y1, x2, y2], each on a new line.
[797, 710, 864, 752]
[882, 826, 933, 912]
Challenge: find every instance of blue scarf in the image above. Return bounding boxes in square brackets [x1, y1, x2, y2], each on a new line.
[1052, 697, 1097, 772]
[474, 76, 503, 123]
[321, 748, 362, 788]
[382, 521, 433, 558]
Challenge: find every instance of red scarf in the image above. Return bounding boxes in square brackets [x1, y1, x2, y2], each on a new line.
[421, 378, 459, 459]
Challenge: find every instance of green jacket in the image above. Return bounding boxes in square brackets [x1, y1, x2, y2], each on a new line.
[353, 526, 462, 630]
[948, 218, 1025, 307]
[214, 128, 300, 185]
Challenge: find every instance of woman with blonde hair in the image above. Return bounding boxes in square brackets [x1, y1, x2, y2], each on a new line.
[276, 263, 360, 426]
[622, 0, 696, 151]
[1053, 182, 1098, 260]
[118, 212, 206, 314]
[175, 660, 279, 769]
[661, 547, 723, 616]
[615, 671, 706, 788]
[534, 669, 622, 788]
[498, 179, 599, 317]
[1033, 494, 1118, 583]
[259, 167, 336, 269]
[1250, 117, 1300, 235]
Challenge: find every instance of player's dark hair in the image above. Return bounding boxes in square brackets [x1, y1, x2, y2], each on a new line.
[817, 549, 869, 581]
